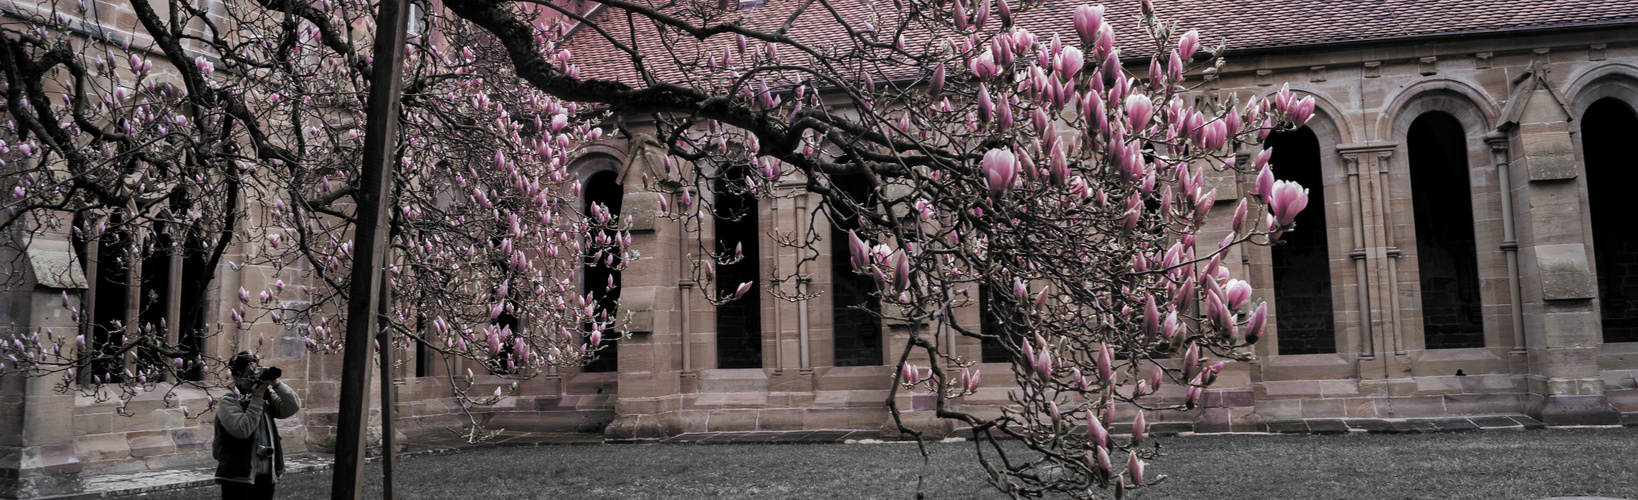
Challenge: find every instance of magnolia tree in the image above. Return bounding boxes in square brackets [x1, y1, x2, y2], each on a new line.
[430, 0, 1312, 497]
[0, 0, 625, 435]
[1, 0, 1318, 496]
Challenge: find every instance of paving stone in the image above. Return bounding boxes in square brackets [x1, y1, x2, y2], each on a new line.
[728, 432, 782, 443]
[803, 430, 852, 443]
[1471, 416, 1524, 429]
[1265, 420, 1310, 434]
[1342, 419, 1396, 433]
[1148, 421, 1192, 436]
[1511, 415, 1546, 429]
[1396, 419, 1441, 433]
[693, 433, 738, 444]
[1305, 419, 1349, 434]
[768, 431, 818, 443]
[1431, 418, 1481, 432]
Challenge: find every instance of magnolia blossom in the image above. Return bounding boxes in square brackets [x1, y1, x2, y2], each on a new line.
[982, 148, 1018, 197]
[1269, 180, 1311, 226]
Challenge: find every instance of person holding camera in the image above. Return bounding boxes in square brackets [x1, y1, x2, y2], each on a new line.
[213, 351, 302, 499]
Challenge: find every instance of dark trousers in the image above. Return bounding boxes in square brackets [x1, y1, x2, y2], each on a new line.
[219, 476, 276, 500]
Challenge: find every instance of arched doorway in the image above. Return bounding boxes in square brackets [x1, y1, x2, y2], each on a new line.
[1407, 112, 1484, 349]
[581, 170, 622, 372]
[1266, 127, 1337, 354]
[830, 173, 882, 366]
[714, 165, 763, 368]
[1582, 97, 1638, 343]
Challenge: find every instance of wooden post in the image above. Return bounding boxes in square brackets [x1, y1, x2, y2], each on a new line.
[378, 283, 397, 500]
[331, 0, 411, 497]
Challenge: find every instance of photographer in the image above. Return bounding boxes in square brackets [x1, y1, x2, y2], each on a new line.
[213, 351, 302, 500]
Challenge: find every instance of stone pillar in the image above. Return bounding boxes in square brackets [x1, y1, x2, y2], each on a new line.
[603, 169, 686, 440]
[1, 246, 87, 499]
[769, 184, 816, 394]
[1503, 66, 1620, 425]
[1338, 144, 1402, 365]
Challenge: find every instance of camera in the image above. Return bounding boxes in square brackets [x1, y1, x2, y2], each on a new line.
[248, 366, 282, 382]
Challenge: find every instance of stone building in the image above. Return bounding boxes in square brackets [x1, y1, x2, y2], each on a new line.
[559, 0, 1638, 440]
[5, 0, 1638, 497]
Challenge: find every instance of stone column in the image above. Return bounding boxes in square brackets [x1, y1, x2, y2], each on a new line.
[1502, 67, 1620, 425]
[604, 173, 687, 440]
[1, 246, 87, 499]
[1337, 143, 1402, 365]
[769, 183, 816, 394]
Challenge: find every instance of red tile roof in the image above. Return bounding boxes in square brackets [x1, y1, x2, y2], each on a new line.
[565, 0, 1638, 86]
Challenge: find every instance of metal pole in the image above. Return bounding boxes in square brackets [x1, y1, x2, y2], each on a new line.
[331, 0, 411, 497]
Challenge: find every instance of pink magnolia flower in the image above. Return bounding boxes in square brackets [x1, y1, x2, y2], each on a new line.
[970, 50, 999, 80]
[1231, 198, 1250, 234]
[1056, 46, 1085, 77]
[1269, 180, 1310, 226]
[982, 148, 1017, 197]
[1096, 344, 1114, 383]
[847, 230, 869, 272]
[1086, 408, 1108, 449]
[1073, 5, 1104, 44]
[1255, 165, 1275, 204]
[1201, 118, 1228, 151]
[734, 281, 754, 299]
[1223, 279, 1252, 310]
[1290, 96, 1316, 127]
[1245, 302, 1268, 344]
[977, 84, 994, 123]
[1132, 410, 1148, 444]
[1048, 140, 1069, 186]
[1163, 311, 1182, 339]
[1142, 295, 1159, 338]
[1124, 94, 1153, 133]
[1178, 29, 1200, 59]
[892, 251, 911, 292]
[1095, 23, 1116, 58]
[1182, 343, 1200, 383]
[929, 63, 945, 98]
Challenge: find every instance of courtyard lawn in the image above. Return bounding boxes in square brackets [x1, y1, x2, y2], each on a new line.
[124, 427, 1638, 499]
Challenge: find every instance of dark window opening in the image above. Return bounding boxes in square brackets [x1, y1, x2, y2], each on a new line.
[416, 313, 433, 378]
[91, 223, 131, 383]
[1584, 97, 1638, 343]
[582, 170, 622, 372]
[714, 165, 763, 369]
[830, 172, 882, 366]
[1408, 112, 1485, 349]
[177, 230, 211, 381]
[137, 223, 176, 381]
[1267, 127, 1338, 354]
[489, 312, 521, 374]
[978, 284, 1022, 363]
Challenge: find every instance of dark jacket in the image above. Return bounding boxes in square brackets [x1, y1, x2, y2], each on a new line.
[213, 383, 301, 484]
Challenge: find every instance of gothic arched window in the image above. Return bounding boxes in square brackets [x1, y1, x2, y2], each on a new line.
[1266, 127, 1337, 354]
[1408, 112, 1484, 349]
[1582, 97, 1638, 343]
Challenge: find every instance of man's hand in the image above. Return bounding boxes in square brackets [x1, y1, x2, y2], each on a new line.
[251, 382, 269, 400]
